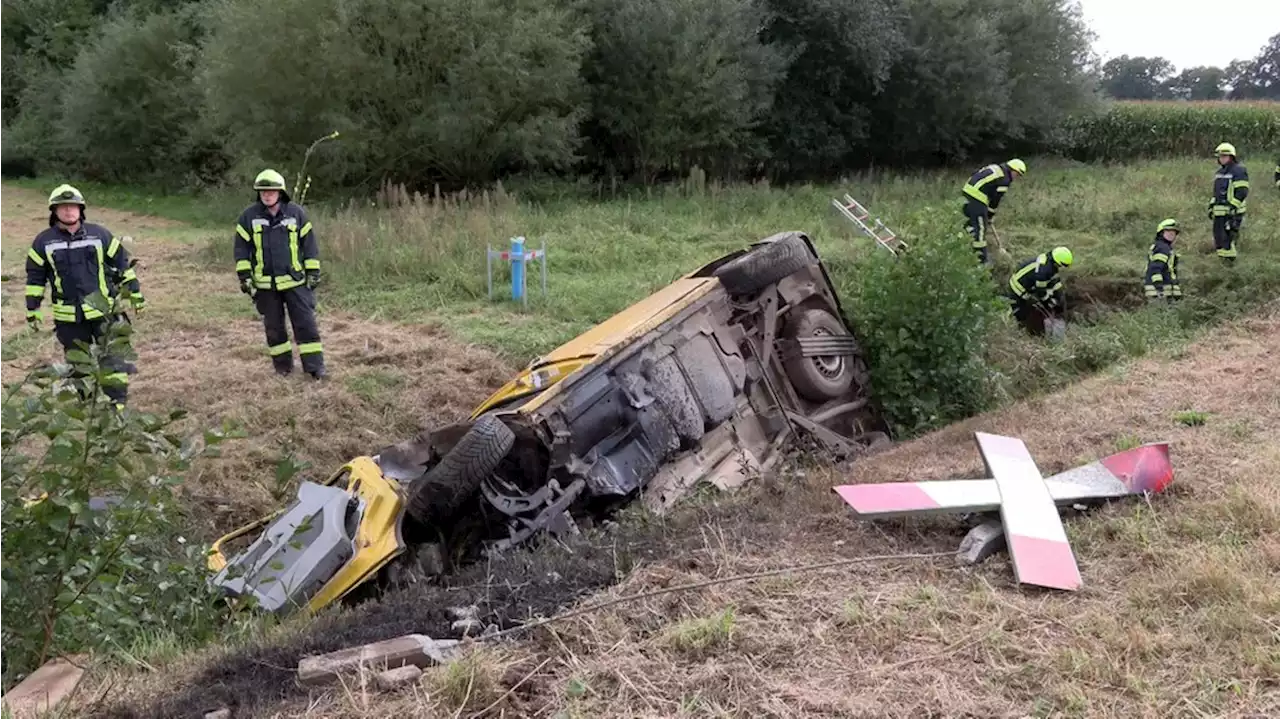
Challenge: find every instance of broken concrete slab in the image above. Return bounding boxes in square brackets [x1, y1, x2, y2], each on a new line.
[204, 709, 232, 719]
[297, 634, 462, 686]
[2, 655, 87, 719]
[375, 664, 423, 691]
[956, 518, 1007, 565]
[977, 432, 1082, 592]
[833, 442, 1172, 519]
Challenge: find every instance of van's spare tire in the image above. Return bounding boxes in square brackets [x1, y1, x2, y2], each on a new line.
[405, 414, 514, 525]
[782, 308, 856, 402]
[712, 232, 812, 295]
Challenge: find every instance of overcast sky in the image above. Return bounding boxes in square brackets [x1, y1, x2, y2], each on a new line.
[1080, 0, 1280, 70]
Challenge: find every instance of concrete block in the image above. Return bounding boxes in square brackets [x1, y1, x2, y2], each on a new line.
[297, 634, 461, 686]
[205, 709, 232, 719]
[375, 665, 423, 691]
[2, 655, 87, 718]
[956, 518, 1007, 565]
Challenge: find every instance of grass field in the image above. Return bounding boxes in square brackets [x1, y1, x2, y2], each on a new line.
[10, 156, 1279, 393]
[3, 154, 1279, 717]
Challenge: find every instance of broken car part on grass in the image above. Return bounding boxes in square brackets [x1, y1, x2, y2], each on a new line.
[208, 231, 890, 615]
[834, 434, 1174, 590]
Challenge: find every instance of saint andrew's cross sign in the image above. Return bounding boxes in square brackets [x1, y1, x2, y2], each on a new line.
[833, 433, 1174, 591]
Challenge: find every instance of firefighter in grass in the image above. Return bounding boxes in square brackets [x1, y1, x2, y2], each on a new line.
[234, 169, 327, 379]
[961, 158, 1026, 265]
[1207, 142, 1249, 263]
[1143, 219, 1182, 301]
[25, 184, 145, 408]
[1006, 246, 1073, 334]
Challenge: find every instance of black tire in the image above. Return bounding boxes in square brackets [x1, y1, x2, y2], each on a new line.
[712, 232, 812, 295]
[782, 308, 856, 402]
[405, 414, 514, 525]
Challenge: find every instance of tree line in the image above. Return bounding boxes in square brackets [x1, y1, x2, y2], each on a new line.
[0, 0, 1149, 194]
[1099, 33, 1280, 101]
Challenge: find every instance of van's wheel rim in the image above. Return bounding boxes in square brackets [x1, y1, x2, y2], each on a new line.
[811, 327, 844, 378]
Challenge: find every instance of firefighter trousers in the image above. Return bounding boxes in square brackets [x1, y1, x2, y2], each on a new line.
[962, 198, 989, 264]
[54, 318, 134, 404]
[254, 287, 325, 375]
[1212, 216, 1240, 260]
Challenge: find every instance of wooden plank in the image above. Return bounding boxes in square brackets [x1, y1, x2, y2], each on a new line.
[297, 634, 460, 686]
[2, 655, 87, 718]
[975, 432, 1082, 591]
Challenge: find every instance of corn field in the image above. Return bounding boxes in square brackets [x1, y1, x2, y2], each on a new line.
[1059, 101, 1280, 162]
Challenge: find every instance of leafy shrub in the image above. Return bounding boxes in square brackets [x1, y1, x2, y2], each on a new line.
[843, 209, 1009, 436]
[199, 0, 589, 190]
[1, 306, 239, 685]
[1059, 101, 1280, 162]
[579, 0, 786, 181]
[58, 7, 220, 183]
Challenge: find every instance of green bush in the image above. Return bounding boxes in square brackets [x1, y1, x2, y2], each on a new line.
[59, 7, 219, 183]
[843, 209, 1008, 437]
[199, 0, 588, 190]
[579, 0, 786, 181]
[1, 306, 239, 685]
[1059, 101, 1280, 162]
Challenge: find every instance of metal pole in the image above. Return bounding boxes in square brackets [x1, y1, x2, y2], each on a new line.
[541, 240, 547, 298]
[486, 246, 493, 300]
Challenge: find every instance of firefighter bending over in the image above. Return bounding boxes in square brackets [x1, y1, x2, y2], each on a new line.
[1208, 142, 1248, 263]
[1143, 219, 1182, 301]
[962, 158, 1025, 265]
[234, 169, 327, 379]
[25, 184, 145, 408]
[1006, 246, 1073, 333]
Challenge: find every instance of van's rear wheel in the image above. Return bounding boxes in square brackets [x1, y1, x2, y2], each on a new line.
[405, 414, 514, 525]
[782, 309, 857, 402]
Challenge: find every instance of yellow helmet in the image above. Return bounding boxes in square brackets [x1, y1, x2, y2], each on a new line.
[1007, 158, 1027, 175]
[1214, 142, 1237, 157]
[48, 184, 85, 209]
[1156, 218, 1179, 234]
[1051, 246, 1073, 267]
[253, 169, 288, 190]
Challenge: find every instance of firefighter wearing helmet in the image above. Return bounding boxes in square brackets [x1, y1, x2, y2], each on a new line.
[961, 158, 1026, 265]
[1144, 219, 1182, 301]
[24, 184, 145, 408]
[1006, 246, 1073, 335]
[1208, 142, 1249, 262]
[233, 169, 326, 378]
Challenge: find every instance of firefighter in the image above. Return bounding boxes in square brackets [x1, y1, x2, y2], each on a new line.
[25, 184, 145, 407]
[1143, 219, 1182, 301]
[1207, 142, 1248, 262]
[1006, 246, 1073, 334]
[234, 169, 326, 379]
[962, 158, 1026, 265]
